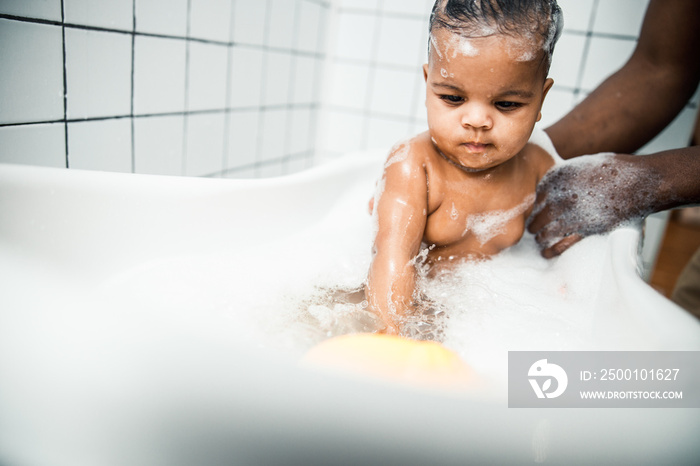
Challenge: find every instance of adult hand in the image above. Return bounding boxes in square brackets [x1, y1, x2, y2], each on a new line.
[527, 153, 660, 258]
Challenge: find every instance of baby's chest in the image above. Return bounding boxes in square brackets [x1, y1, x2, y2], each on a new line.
[423, 191, 534, 253]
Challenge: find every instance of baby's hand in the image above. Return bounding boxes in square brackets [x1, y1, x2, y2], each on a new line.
[379, 320, 400, 335]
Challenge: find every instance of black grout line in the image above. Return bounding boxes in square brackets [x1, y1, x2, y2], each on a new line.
[281, 0, 303, 175]
[0, 103, 322, 129]
[253, 0, 273, 176]
[59, 0, 69, 168]
[222, 0, 236, 174]
[361, 0, 385, 150]
[181, 0, 193, 176]
[0, 14, 327, 59]
[307, 3, 328, 170]
[571, 0, 600, 103]
[130, 0, 136, 173]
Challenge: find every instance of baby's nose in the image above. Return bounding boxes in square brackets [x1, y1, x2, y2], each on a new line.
[460, 104, 493, 130]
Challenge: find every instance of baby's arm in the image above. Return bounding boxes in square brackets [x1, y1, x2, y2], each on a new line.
[366, 146, 428, 334]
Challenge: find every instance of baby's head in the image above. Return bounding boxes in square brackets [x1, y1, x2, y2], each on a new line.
[429, 0, 562, 75]
[424, 0, 562, 172]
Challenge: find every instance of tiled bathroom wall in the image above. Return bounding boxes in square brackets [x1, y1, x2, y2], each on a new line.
[0, 0, 329, 178]
[1, 0, 698, 178]
[319, 0, 699, 159]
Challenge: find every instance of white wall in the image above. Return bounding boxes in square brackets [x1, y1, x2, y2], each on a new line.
[318, 0, 699, 160]
[0, 0, 329, 178]
[1, 0, 698, 180]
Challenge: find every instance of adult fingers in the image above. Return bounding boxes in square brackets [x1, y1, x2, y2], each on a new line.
[527, 201, 553, 235]
[541, 234, 583, 259]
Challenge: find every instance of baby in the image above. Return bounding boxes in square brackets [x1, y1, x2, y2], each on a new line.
[366, 0, 563, 334]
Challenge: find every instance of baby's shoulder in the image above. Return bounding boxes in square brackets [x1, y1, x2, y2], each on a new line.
[383, 132, 438, 173]
[520, 142, 557, 179]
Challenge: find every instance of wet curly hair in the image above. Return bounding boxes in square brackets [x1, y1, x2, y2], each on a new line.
[429, 0, 563, 71]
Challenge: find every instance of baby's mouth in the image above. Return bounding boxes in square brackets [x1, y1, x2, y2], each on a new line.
[462, 142, 488, 153]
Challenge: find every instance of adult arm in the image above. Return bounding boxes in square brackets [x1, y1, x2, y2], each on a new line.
[529, 0, 700, 257]
[546, 0, 700, 158]
[528, 147, 700, 258]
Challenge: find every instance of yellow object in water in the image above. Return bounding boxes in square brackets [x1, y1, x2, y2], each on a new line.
[301, 333, 474, 390]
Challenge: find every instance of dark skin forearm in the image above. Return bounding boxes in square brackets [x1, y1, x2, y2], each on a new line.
[646, 146, 700, 212]
[528, 147, 700, 258]
[546, 0, 700, 159]
[528, 0, 700, 258]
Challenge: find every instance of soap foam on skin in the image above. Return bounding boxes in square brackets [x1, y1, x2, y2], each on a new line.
[464, 193, 536, 244]
[384, 140, 411, 169]
[531, 152, 660, 250]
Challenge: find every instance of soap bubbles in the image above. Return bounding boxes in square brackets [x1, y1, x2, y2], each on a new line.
[529, 152, 661, 252]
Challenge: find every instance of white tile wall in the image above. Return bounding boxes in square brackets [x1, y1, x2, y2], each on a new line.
[65, 29, 132, 119]
[133, 115, 185, 175]
[0, 0, 62, 21]
[539, 88, 576, 129]
[375, 16, 426, 67]
[0, 19, 64, 124]
[292, 56, 318, 104]
[369, 68, 419, 117]
[267, 0, 297, 49]
[185, 113, 226, 176]
[135, 0, 188, 37]
[133, 35, 187, 115]
[336, 0, 377, 10]
[68, 119, 132, 172]
[2, 0, 695, 183]
[229, 47, 264, 108]
[329, 62, 370, 110]
[593, 0, 649, 36]
[334, 12, 377, 61]
[187, 41, 228, 111]
[366, 115, 412, 150]
[297, 1, 322, 53]
[259, 109, 288, 162]
[383, 0, 432, 16]
[548, 32, 586, 89]
[264, 51, 293, 106]
[288, 108, 313, 154]
[190, 0, 232, 43]
[1, 0, 327, 177]
[64, 0, 133, 31]
[320, 111, 365, 155]
[0, 124, 65, 167]
[579, 36, 636, 91]
[556, 0, 594, 31]
[231, 0, 267, 46]
[227, 110, 260, 169]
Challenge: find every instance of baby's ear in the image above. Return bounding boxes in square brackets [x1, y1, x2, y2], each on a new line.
[542, 78, 554, 98]
[423, 64, 429, 82]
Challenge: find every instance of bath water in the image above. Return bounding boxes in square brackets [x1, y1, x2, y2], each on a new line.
[96, 170, 632, 387]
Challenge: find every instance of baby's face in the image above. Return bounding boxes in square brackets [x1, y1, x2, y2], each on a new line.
[424, 28, 553, 172]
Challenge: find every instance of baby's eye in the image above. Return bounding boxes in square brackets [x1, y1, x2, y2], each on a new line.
[495, 101, 524, 111]
[440, 95, 464, 104]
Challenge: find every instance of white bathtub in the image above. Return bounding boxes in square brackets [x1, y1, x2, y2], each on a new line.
[1, 153, 699, 465]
